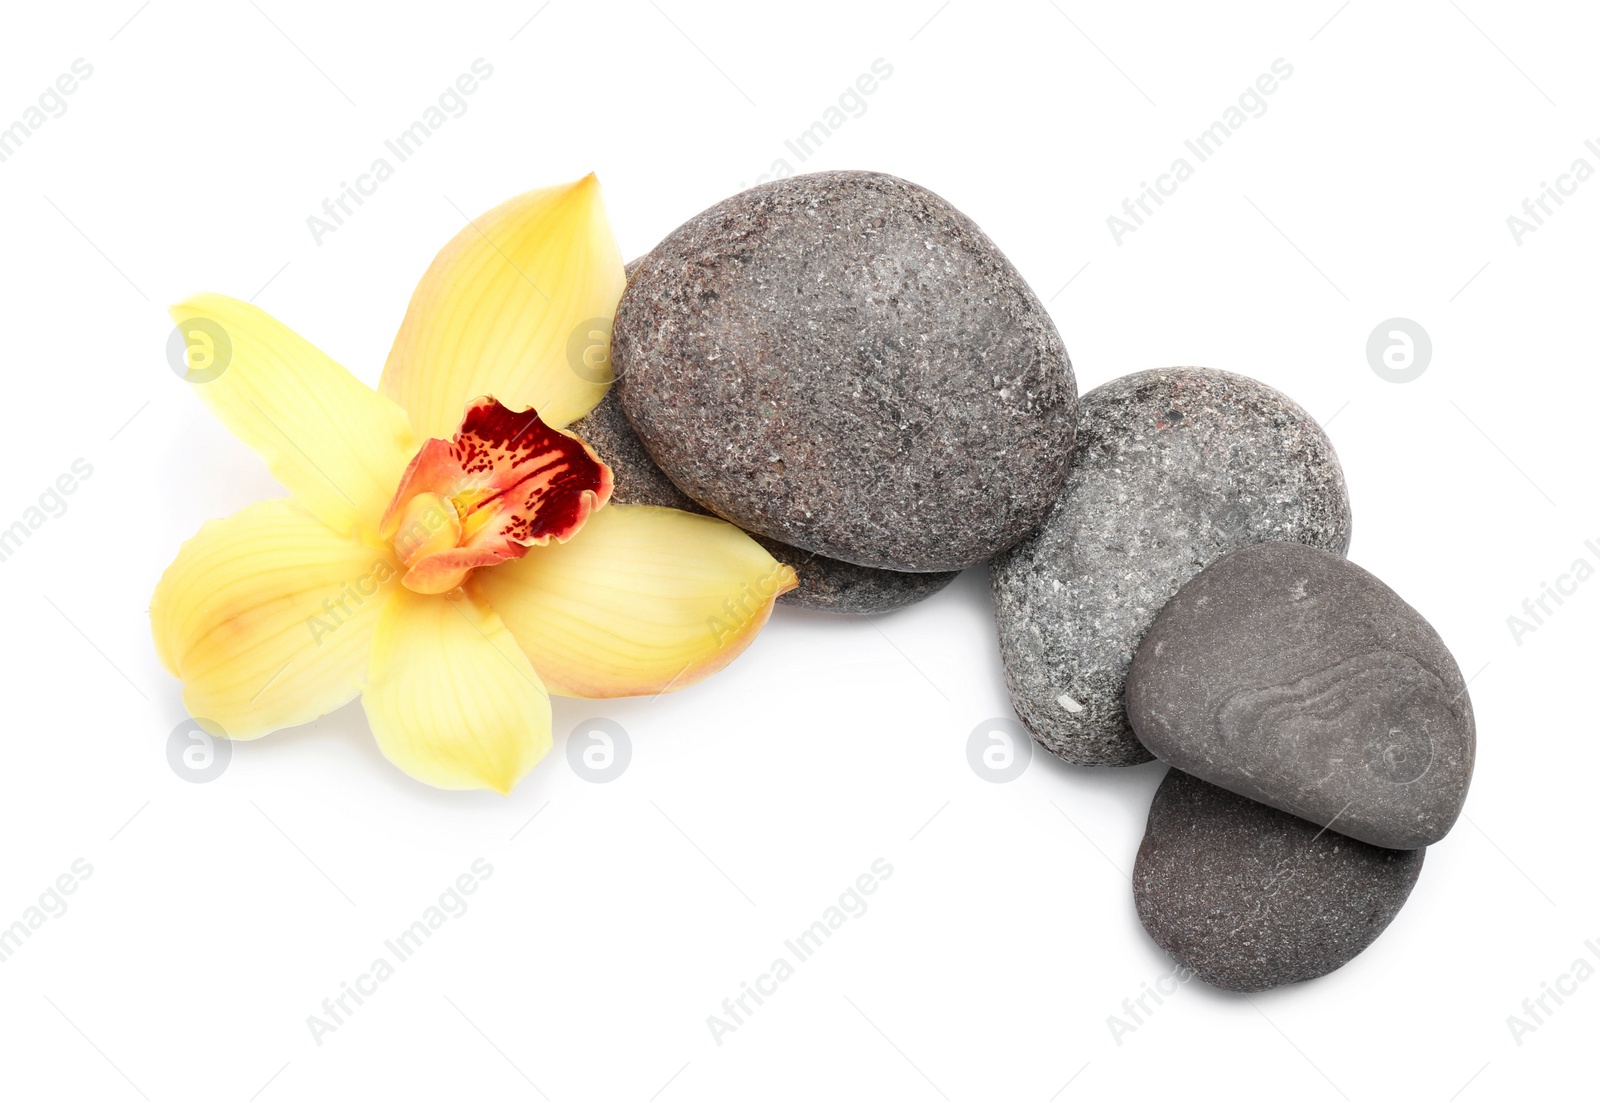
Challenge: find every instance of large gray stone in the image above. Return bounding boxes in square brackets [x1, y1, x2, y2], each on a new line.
[1126, 540, 1475, 849]
[1134, 769, 1425, 993]
[570, 390, 957, 614]
[612, 170, 1077, 573]
[990, 368, 1352, 767]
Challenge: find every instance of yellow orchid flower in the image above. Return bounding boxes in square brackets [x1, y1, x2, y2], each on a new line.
[152, 176, 797, 794]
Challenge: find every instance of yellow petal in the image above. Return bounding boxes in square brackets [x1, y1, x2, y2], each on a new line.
[362, 587, 551, 793]
[475, 504, 797, 698]
[379, 175, 627, 437]
[169, 294, 418, 536]
[151, 498, 399, 738]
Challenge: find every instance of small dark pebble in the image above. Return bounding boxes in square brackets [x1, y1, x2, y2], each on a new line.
[1134, 769, 1425, 993]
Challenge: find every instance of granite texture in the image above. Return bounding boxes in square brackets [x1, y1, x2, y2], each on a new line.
[1126, 541, 1474, 850]
[990, 368, 1352, 767]
[1134, 769, 1425, 992]
[611, 170, 1077, 573]
[570, 389, 957, 614]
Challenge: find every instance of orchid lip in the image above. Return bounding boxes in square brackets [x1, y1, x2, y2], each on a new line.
[380, 396, 613, 595]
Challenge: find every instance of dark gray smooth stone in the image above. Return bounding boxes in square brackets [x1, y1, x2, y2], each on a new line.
[1127, 541, 1475, 849]
[1134, 769, 1425, 993]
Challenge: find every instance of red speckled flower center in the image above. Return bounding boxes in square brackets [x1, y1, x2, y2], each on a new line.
[379, 397, 612, 594]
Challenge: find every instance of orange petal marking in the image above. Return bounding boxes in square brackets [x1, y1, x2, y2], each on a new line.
[380, 397, 612, 594]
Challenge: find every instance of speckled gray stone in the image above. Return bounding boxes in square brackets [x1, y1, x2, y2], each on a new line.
[990, 368, 1352, 767]
[570, 389, 958, 614]
[1127, 541, 1475, 850]
[1134, 769, 1425, 993]
[612, 170, 1077, 573]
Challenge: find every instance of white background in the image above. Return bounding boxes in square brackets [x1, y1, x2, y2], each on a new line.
[0, 1, 1592, 1100]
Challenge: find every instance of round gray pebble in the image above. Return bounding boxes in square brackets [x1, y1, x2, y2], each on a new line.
[1134, 768, 1425, 993]
[990, 367, 1352, 767]
[1127, 541, 1475, 850]
[612, 170, 1077, 573]
[570, 389, 958, 614]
